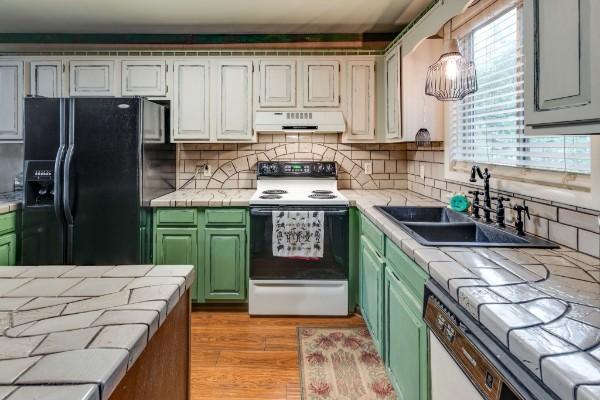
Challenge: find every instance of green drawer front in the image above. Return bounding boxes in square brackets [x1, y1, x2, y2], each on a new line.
[385, 237, 428, 300]
[205, 209, 246, 226]
[156, 209, 197, 226]
[360, 213, 385, 255]
[0, 212, 16, 236]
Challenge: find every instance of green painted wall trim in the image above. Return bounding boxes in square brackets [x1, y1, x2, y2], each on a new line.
[0, 32, 397, 45]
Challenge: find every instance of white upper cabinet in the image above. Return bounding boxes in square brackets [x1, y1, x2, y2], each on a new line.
[0, 61, 23, 141]
[215, 60, 254, 141]
[30, 61, 63, 97]
[172, 61, 211, 141]
[344, 60, 375, 141]
[121, 60, 167, 97]
[303, 60, 340, 107]
[69, 60, 116, 96]
[401, 39, 444, 142]
[384, 46, 401, 140]
[524, 0, 600, 134]
[259, 60, 296, 107]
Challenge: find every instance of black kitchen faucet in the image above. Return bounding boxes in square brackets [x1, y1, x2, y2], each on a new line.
[469, 165, 511, 228]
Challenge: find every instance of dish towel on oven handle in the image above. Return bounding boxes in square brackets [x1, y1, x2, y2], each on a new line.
[272, 210, 325, 258]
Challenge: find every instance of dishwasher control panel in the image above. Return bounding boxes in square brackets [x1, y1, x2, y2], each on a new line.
[424, 295, 524, 400]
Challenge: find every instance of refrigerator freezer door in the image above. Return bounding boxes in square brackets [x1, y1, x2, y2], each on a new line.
[68, 98, 142, 264]
[22, 98, 66, 265]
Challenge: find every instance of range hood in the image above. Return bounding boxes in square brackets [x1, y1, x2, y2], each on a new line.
[254, 111, 345, 134]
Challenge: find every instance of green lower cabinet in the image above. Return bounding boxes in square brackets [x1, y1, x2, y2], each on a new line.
[154, 227, 199, 302]
[0, 233, 17, 266]
[359, 235, 385, 353]
[384, 267, 429, 400]
[203, 228, 246, 301]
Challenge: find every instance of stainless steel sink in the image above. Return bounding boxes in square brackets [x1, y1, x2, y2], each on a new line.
[375, 206, 558, 248]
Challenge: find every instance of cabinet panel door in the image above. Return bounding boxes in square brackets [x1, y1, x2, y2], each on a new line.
[0, 61, 23, 141]
[215, 61, 253, 141]
[346, 60, 375, 140]
[303, 60, 340, 107]
[259, 60, 296, 107]
[69, 60, 115, 96]
[30, 61, 62, 97]
[155, 228, 198, 301]
[172, 61, 210, 141]
[204, 228, 246, 300]
[122, 60, 167, 97]
[385, 46, 401, 139]
[385, 267, 428, 400]
[525, 0, 600, 130]
[0, 233, 17, 266]
[359, 236, 384, 352]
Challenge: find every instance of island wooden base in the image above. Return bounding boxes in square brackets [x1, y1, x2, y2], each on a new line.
[110, 290, 191, 400]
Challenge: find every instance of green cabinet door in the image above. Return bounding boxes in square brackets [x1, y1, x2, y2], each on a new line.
[204, 227, 246, 301]
[384, 267, 429, 400]
[0, 233, 17, 266]
[155, 228, 198, 301]
[359, 236, 385, 352]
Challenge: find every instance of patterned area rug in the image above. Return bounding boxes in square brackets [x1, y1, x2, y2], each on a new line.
[298, 327, 396, 399]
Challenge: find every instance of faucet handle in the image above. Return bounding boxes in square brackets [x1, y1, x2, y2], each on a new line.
[492, 196, 510, 205]
[513, 205, 531, 220]
[468, 190, 481, 197]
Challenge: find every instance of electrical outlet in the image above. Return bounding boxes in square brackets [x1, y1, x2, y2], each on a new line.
[203, 164, 211, 177]
[420, 164, 425, 179]
[364, 161, 372, 175]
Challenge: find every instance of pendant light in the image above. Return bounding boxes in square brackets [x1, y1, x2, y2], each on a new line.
[425, 38, 477, 101]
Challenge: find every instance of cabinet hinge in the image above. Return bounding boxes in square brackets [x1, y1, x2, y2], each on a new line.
[166, 84, 168, 93]
[338, 64, 341, 72]
[258, 95, 261, 104]
[166, 64, 168, 72]
[62, 64, 66, 73]
[338, 95, 341, 104]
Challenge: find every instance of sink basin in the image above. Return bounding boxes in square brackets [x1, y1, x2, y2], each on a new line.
[375, 206, 558, 248]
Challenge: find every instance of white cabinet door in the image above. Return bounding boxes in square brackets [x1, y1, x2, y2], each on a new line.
[345, 60, 375, 140]
[385, 46, 401, 139]
[0, 61, 23, 141]
[402, 39, 444, 142]
[215, 60, 253, 141]
[121, 60, 167, 97]
[30, 61, 62, 97]
[172, 61, 211, 141]
[259, 60, 296, 107]
[524, 0, 600, 134]
[303, 60, 340, 107]
[69, 60, 115, 96]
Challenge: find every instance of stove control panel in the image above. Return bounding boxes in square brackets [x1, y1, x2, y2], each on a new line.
[257, 161, 337, 178]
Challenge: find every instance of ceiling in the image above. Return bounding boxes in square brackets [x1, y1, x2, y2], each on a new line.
[0, 0, 431, 35]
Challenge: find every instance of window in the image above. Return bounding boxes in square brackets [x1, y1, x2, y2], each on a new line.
[450, 6, 591, 175]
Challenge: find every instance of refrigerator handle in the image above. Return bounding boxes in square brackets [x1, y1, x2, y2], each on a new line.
[63, 101, 75, 227]
[54, 100, 66, 224]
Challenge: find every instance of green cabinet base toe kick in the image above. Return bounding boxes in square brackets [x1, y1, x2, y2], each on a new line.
[357, 211, 429, 400]
[153, 208, 249, 303]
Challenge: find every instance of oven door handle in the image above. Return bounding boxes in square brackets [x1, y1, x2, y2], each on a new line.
[250, 208, 348, 216]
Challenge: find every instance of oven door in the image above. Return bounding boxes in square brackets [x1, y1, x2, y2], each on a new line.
[250, 206, 349, 280]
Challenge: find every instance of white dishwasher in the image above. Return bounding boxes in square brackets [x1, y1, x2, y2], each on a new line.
[430, 332, 484, 400]
[424, 280, 554, 400]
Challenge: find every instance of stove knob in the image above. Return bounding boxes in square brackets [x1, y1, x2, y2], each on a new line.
[259, 164, 271, 175]
[269, 164, 279, 174]
[324, 163, 335, 174]
[314, 163, 325, 174]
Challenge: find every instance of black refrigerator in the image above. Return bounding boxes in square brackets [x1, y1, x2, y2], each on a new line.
[22, 97, 175, 265]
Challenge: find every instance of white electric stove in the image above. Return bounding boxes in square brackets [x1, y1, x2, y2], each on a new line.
[248, 161, 349, 316]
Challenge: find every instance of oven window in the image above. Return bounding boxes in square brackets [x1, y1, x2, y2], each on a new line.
[250, 207, 348, 280]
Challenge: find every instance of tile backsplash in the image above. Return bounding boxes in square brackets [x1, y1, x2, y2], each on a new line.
[177, 134, 408, 190]
[176, 137, 599, 258]
[405, 142, 600, 258]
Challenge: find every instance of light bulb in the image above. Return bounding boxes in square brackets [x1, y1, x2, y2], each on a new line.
[445, 57, 459, 80]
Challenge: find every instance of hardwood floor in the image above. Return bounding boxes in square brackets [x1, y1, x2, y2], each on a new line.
[190, 307, 365, 400]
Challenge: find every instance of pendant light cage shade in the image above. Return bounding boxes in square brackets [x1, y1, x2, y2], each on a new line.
[425, 40, 478, 101]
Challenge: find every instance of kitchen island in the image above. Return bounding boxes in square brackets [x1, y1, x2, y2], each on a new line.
[0, 264, 194, 400]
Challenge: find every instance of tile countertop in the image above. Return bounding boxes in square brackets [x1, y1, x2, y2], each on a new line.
[0, 192, 22, 215]
[0, 264, 194, 400]
[150, 189, 255, 207]
[345, 190, 600, 400]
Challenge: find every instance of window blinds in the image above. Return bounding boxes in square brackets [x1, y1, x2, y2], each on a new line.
[450, 7, 591, 174]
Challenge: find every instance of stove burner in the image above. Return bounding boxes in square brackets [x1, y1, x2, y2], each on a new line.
[260, 194, 283, 199]
[262, 190, 288, 195]
[312, 190, 333, 194]
[308, 194, 337, 200]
